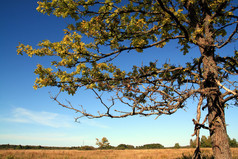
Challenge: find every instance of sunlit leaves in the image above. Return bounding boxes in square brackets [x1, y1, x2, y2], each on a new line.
[37, 0, 80, 20]
[18, 0, 238, 103]
[34, 64, 56, 89]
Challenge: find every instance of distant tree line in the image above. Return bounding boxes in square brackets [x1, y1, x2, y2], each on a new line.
[95, 137, 165, 150]
[190, 136, 238, 148]
[0, 144, 95, 150]
[0, 143, 164, 150]
[1, 136, 237, 150]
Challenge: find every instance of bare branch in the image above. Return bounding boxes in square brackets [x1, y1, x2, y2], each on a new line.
[192, 95, 203, 136]
[215, 79, 237, 96]
[216, 23, 238, 49]
[214, 21, 238, 36]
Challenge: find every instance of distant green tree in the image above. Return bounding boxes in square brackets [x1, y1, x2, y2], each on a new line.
[117, 144, 134, 150]
[190, 139, 196, 148]
[199, 135, 238, 148]
[16, 145, 22, 150]
[37, 145, 42, 149]
[137, 143, 164, 149]
[201, 135, 212, 147]
[25, 145, 31, 149]
[229, 137, 238, 147]
[174, 143, 180, 149]
[96, 137, 110, 149]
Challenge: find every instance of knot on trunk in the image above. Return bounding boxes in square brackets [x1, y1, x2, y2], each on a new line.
[204, 72, 216, 87]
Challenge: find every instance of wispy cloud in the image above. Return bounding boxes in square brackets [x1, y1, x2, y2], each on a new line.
[2, 107, 109, 129]
[4, 107, 73, 128]
[81, 119, 110, 129]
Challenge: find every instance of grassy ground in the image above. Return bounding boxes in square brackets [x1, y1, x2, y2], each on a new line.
[0, 148, 238, 159]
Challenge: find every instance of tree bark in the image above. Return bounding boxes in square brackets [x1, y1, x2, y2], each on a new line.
[201, 49, 232, 159]
[207, 96, 232, 159]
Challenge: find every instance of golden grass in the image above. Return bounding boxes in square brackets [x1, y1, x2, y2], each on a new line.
[0, 148, 238, 159]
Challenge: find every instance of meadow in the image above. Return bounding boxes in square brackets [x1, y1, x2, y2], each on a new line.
[0, 148, 238, 159]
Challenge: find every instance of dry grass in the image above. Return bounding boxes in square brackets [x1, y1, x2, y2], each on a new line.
[0, 148, 237, 159]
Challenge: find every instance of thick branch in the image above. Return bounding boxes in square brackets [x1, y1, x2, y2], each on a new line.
[215, 79, 237, 96]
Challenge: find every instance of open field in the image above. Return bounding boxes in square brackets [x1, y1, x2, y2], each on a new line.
[0, 148, 238, 159]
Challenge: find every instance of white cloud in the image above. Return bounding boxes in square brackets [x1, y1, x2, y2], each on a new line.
[80, 119, 109, 129]
[5, 107, 73, 128]
[2, 107, 109, 129]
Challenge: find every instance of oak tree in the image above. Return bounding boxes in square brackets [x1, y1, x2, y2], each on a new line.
[17, 0, 238, 158]
[96, 137, 110, 149]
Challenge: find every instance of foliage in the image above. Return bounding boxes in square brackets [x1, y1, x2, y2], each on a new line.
[229, 137, 238, 147]
[201, 136, 212, 148]
[189, 136, 238, 148]
[174, 143, 181, 149]
[136, 143, 164, 149]
[116, 144, 134, 150]
[17, 0, 238, 119]
[96, 137, 111, 149]
[189, 139, 196, 148]
[189, 136, 212, 148]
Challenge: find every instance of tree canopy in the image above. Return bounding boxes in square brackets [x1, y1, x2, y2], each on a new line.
[17, 0, 238, 158]
[17, 0, 238, 119]
[96, 137, 111, 149]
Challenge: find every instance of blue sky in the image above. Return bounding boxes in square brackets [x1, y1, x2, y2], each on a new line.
[0, 0, 237, 147]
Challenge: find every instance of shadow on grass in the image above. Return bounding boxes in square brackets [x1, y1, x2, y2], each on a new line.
[177, 153, 214, 159]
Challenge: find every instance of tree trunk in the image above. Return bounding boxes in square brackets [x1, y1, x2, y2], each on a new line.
[202, 50, 232, 159]
[207, 96, 232, 159]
